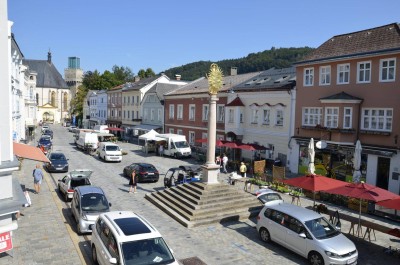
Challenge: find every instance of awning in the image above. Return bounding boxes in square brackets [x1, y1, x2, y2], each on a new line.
[133, 124, 161, 131]
[13, 142, 50, 163]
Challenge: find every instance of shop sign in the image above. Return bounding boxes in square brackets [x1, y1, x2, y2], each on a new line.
[0, 231, 13, 253]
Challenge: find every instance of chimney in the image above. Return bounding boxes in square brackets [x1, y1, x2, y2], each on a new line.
[134, 76, 140, 82]
[47, 51, 52, 64]
[175, 74, 181, 81]
[230, 67, 237, 76]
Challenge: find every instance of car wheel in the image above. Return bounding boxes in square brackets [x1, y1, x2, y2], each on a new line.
[174, 153, 178, 158]
[308, 251, 324, 265]
[259, 228, 271, 243]
[92, 245, 99, 265]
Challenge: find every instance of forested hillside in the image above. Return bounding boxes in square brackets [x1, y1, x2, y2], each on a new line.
[163, 47, 314, 81]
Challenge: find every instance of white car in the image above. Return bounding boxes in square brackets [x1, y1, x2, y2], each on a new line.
[256, 189, 284, 206]
[91, 211, 179, 265]
[58, 169, 93, 202]
[256, 203, 358, 265]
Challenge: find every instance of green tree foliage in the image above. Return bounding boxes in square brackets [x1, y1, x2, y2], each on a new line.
[112, 65, 134, 82]
[137, 68, 156, 78]
[70, 84, 88, 119]
[163, 47, 314, 81]
[137, 69, 146, 78]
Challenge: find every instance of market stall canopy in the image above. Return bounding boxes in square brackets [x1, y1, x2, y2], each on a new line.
[138, 129, 164, 141]
[13, 142, 50, 163]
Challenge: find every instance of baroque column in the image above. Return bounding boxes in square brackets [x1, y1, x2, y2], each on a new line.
[202, 64, 223, 184]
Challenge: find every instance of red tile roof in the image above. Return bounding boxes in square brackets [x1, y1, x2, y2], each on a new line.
[299, 23, 400, 63]
[13, 142, 50, 163]
[226, 96, 245, 107]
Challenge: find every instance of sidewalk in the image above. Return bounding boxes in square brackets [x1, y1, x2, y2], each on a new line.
[0, 158, 82, 264]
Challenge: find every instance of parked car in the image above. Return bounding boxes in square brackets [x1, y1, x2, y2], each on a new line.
[91, 211, 179, 265]
[256, 203, 358, 265]
[164, 166, 202, 188]
[38, 137, 52, 150]
[42, 129, 53, 139]
[45, 152, 69, 173]
[71, 186, 111, 235]
[256, 189, 284, 206]
[41, 125, 50, 132]
[58, 169, 93, 202]
[68, 125, 76, 132]
[123, 163, 159, 182]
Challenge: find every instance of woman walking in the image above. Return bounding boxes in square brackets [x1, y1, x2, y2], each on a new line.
[129, 169, 138, 193]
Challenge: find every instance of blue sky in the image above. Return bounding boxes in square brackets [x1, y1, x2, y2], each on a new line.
[8, 0, 400, 75]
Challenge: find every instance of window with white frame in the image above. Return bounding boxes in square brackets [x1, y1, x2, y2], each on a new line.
[251, 109, 259, 124]
[127, 110, 130, 119]
[362, 108, 392, 131]
[177, 104, 183, 120]
[158, 109, 162, 121]
[275, 109, 284, 126]
[143, 109, 148, 120]
[302, 107, 322, 126]
[325, 107, 339, 128]
[357, 61, 371, 83]
[131, 111, 134, 119]
[169, 128, 174, 134]
[228, 109, 234, 123]
[217, 105, 225, 122]
[169, 104, 174, 119]
[189, 131, 195, 145]
[304, 67, 314, 86]
[380, 58, 396, 82]
[150, 109, 155, 121]
[202, 104, 209, 121]
[319, 66, 331, 85]
[343, 107, 352, 129]
[202, 132, 208, 146]
[177, 129, 183, 135]
[263, 109, 270, 125]
[337, 64, 350, 84]
[240, 111, 243, 123]
[189, 104, 195, 121]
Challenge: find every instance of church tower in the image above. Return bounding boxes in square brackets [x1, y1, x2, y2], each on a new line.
[64, 56, 83, 99]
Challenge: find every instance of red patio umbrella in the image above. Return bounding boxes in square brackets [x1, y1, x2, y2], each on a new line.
[325, 182, 398, 236]
[283, 174, 347, 207]
[376, 196, 400, 211]
[195, 138, 225, 147]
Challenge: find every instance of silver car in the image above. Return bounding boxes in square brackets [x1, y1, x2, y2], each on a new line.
[58, 169, 92, 202]
[71, 186, 111, 235]
[256, 203, 358, 265]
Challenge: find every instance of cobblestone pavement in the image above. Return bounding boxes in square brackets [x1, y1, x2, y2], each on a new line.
[1, 124, 400, 265]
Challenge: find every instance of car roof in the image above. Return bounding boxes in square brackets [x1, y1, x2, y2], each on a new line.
[100, 211, 162, 243]
[69, 169, 93, 178]
[75, 186, 104, 195]
[265, 203, 321, 222]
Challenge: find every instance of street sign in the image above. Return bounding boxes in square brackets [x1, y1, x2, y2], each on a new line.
[0, 231, 13, 253]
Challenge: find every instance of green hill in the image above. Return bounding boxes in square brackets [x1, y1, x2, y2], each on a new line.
[162, 47, 314, 81]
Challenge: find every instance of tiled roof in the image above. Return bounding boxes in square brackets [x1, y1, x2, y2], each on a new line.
[319, 91, 363, 101]
[233, 67, 296, 91]
[147, 83, 182, 100]
[166, 72, 261, 96]
[226, 96, 245, 107]
[299, 23, 400, 63]
[122, 75, 163, 91]
[23, 59, 68, 89]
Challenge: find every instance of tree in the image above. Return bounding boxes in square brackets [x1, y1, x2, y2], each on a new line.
[145, 68, 155, 77]
[137, 69, 146, 78]
[70, 84, 88, 119]
[112, 65, 134, 82]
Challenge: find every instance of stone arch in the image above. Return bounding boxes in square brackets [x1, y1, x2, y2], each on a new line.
[42, 111, 54, 123]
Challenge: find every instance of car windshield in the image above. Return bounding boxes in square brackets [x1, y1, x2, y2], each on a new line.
[258, 193, 282, 203]
[121, 237, 175, 265]
[304, 217, 340, 239]
[174, 141, 189, 148]
[50, 154, 66, 160]
[106, 146, 120, 151]
[81, 194, 109, 212]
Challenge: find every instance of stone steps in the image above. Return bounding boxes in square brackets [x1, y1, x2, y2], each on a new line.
[145, 182, 263, 228]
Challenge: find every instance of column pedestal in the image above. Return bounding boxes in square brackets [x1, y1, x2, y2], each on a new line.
[201, 164, 220, 184]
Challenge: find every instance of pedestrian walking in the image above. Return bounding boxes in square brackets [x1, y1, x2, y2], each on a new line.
[32, 163, 44, 194]
[222, 154, 228, 173]
[159, 144, 164, 157]
[129, 169, 138, 193]
[239, 162, 247, 178]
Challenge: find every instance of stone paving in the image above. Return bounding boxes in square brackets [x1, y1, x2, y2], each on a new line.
[1, 124, 400, 265]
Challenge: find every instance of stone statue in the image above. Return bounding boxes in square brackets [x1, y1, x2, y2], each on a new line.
[207, 63, 223, 95]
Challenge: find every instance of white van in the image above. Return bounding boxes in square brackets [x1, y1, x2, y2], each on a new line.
[76, 131, 98, 150]
[98, 142, 122, 162]
[157, 134, 191, 158]
[93, 125, 109, 134]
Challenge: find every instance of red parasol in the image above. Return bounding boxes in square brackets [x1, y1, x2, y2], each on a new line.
[376, 196, 400, 210]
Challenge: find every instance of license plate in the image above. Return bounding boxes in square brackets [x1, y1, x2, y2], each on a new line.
[56, 168, 63, 170]
[148, 173, 154, 175]
[347, 257, 357, 264]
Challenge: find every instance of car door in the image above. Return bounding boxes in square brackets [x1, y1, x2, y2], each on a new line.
[59, 176, 69, 195]
[268, 210, 286, 245]
[97, 221, 118, 265]
[284, 216, 308, 256]
[71, 192, 80, 222]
